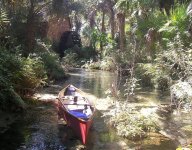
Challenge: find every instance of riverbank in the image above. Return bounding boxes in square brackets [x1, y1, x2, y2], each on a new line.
[0, 110, 20, 134]
[1, 69, 192, 150]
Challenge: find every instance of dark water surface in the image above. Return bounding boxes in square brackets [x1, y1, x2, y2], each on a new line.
[1, 69, 190, 150]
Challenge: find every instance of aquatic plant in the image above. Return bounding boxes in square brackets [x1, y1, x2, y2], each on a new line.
[105, 102, 159, 140]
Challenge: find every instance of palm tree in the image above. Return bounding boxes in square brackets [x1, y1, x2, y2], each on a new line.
[115, 0, 129, 51]
[107, 0, 116, 40]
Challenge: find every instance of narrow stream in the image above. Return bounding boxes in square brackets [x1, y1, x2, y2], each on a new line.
[0, 69, 192, 150]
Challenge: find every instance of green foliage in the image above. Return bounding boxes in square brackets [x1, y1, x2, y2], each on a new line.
[40, 52, 65, 80]
[16, 56, 47, 88]
[135, 63, 157, 88]
[90, 29, 109, 51]
[137, 10, 167, 37]
[0, 9, 10, 33]
[0, 88, 26, 111]
[136, 0, 157, 8]
[0, 47, 48, 111]
[0, 48, 22, 84]
[0, 49, 47, 89]
[135, 63, 171, 91]
[170, 4, 188, 32]
[80, 46, 97, 59]
[156, 75, 170, 91]
[62, 50, 79, 68]
[100, 58, 115, 71]
[84, 61, 100, 70]
[156, 33, 192, 81]
[171, 81, 192, 109]
[159, 4, 189, 43]
[115, 0, 130, 13]
[0, 48, 24, 110]
[82, 57, 115, 71]
[110, 111, 158, 140]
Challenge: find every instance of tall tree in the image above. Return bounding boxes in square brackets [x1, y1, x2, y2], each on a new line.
[115, 0, 128, 51]
[97, 1, 107, 52]
[107, 0, 116, 40]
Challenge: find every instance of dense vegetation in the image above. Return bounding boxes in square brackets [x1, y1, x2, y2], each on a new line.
[0, 1, 66, 111]
[0, 0, 192, 148]
[76, 0, 192, 110]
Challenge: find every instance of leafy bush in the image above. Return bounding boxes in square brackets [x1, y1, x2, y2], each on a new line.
[40, 52, 65, 80]
[82, 58, 115, 70]
[135, 63, 157, 88]
[156, 33, 192, 81]
[87, 61, 100, 70]
[159, 4, 189, 45]
[170, 81, 192, 109]
[0, 48, 24, 110]
[110, 111, 158, 140]
[137, 10, 167, 38]
[0, 88, 26, 111]
[156, 75, 170, 91]
[80, 46, 97, 59]
[0, 47, 48, 111]
[62, 51, 79, 68]
[15, 56, 47, 88]
[100, 58, 115, 71]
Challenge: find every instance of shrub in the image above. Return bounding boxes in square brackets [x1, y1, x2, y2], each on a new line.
[62, 51, 78, 68]
[82, 60, 101, 70]
[0, 47, 49, 111]
[135, 63, 157, 88]
[40, 52, 65, 80]
[157, 75, 170, 91]
[15, 56, 47, 88]
[0, 48, 25, 110]
[159, 4, 189, 45]
[100, 57, 116, 71]
[170, 81, 192, 109]
[0, 88, 26, 111]
[110, 110, 158, 140]
[80, 46, 97, 59]
[156, 33, 192, 81]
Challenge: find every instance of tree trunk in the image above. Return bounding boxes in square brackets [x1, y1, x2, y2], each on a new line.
[117, 13, 125, 51]
[110, 8, 115, 40]
[106, 0, 115, 40]
[74, 13, 81, 33]
[100, 11, 105, 52]
[24, 0, 36, 57]
[89, 11, 96, 49]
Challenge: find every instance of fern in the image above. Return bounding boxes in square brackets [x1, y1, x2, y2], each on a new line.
[0, 9, 10, 32]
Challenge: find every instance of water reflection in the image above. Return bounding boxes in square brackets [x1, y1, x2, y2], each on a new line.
[0, 69, 191, 150]
[64, 69, 116, 98]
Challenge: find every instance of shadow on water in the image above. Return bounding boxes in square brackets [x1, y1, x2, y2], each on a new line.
[86, 111, 121, 150]
[0, 68, 190, 150]
[0, 102, 124, 150]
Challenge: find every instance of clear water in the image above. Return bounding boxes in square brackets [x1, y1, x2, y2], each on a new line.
[1, 68, 191, 150]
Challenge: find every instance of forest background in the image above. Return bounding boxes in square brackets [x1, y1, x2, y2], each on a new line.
[0, 0, 192, 117]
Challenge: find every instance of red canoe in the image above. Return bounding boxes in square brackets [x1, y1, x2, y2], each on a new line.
[57, 84, 95, 144]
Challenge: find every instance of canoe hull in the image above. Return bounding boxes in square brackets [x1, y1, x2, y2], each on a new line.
[57, 85, 95, 145]
[62, 109, 93, 144]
